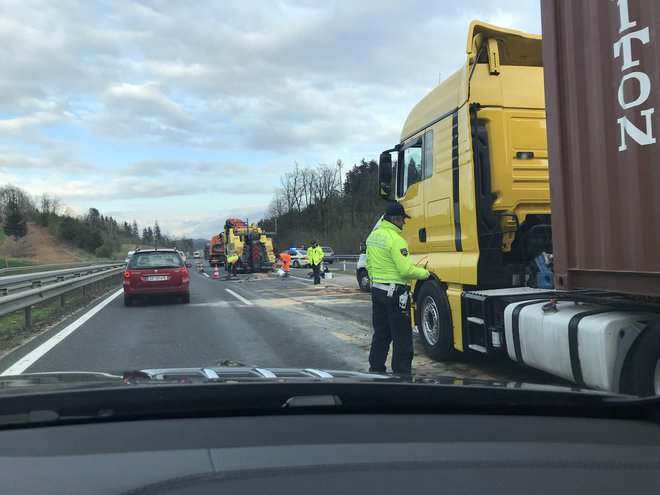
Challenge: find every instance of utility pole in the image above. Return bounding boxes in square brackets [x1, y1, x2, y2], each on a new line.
[336, 159, 343, 194]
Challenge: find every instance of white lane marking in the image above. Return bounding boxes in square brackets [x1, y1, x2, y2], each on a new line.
[202, 272, 210, 278]
[1, 288, 124, 376]
[225, 288, 254, 306]
[189, 301, 232, 308]
[290, 275, 312, 282]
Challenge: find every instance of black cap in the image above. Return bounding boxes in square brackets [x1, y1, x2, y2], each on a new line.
[385, 203, 410, 218]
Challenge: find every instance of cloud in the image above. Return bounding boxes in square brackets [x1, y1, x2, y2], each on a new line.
[0, 0, 543, 237]
[0, 0, 541, 152]
[0, 144, 96, 174]
[165, 204, 270, 238]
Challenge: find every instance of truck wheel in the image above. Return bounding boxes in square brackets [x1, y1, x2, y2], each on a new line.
[123, 295, 133, 307]
[293, 260, 300, 268]
[357, 269, 371, 293]
[620, 319, 660, 397]
[416, 282, 456, 361]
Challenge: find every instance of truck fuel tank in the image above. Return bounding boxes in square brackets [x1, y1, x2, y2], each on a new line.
[504, 300, 652, 392]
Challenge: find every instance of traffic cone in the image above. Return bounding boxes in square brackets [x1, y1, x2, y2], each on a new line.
[213, 265, 219, 279]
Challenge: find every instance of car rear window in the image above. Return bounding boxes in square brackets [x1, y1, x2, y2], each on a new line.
[322, 247, 333, 253]
[129, 252, 183, 269]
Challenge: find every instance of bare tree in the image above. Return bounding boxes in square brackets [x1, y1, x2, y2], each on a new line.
[263, 158, 383, 253]
[267, 190, 287, 218]
[0, 185, 36, 223]
[40, 193, 52, 214]
[279, 174, 296, 214]
[300, 166, 315, 208]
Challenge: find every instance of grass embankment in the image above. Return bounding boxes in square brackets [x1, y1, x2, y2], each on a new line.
[0, 230, 43, 269]
[0, 257, 41, 270]
[0, 293, 83, 335]
[0, 278, 122, 355]
[113, 243, 146, 260]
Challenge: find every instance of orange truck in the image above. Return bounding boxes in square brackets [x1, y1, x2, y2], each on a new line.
[208, 233, 226, 266]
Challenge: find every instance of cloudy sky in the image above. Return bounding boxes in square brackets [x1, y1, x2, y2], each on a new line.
[0, 0, 541, 239]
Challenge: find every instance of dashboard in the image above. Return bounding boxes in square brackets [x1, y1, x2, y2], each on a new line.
[1, 412, 659, 494]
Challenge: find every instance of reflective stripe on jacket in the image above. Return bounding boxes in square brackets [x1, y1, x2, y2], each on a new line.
[365, 220, 429, 285]
[307, 246, 324, 265]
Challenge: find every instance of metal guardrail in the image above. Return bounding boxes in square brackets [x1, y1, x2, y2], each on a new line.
[329, 256, 360, 272]
[0, 264, 124, 290]
[0, 260, 123, 277]
[0, 264, 125, 325]
[334, 255, 359, 261]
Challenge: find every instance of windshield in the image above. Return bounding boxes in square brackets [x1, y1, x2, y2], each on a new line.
[0, 0, 658, 409]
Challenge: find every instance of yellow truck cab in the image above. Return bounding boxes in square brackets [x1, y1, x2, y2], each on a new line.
[377, 18, 660, 398]
[224, 220, 275, 273]
[379, 21, 550, 360]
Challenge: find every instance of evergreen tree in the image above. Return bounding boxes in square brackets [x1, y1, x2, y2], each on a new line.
[142, 227, 154, 243]
[154, 221, 162, 244]
[3, 192, 28, 240]
[87, 207, 101, 225]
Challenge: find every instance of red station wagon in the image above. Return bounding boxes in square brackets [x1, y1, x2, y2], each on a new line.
[123, 249, 190, 306]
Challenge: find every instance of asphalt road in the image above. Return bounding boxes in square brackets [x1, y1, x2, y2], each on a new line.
[0, 268, 370, 374]
[0, 265, 570, 387]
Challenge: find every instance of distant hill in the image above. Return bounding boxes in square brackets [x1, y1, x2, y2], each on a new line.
[0, 223, 94, 263]
[192, 238, 208, 250]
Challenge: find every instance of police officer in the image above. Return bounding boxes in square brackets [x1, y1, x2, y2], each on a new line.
[366, 203, 430, 375]
[307, 240, 324, 285]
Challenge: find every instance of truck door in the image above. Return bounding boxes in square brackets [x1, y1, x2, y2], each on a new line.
[397, 136, 426, 255]
[422, 118, 456, 251]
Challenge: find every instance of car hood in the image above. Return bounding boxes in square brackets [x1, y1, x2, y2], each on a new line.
[1, 363, 657, 428]
[0, 362, 606, 395]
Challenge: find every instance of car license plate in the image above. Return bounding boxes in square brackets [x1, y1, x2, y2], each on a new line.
[146, 275, 168, 281]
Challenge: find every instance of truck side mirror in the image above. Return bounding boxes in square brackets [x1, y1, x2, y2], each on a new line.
[379, 152, 393, 198]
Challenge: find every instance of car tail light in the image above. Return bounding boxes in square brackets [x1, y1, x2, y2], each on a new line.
[181, 267, 188, 276]
[124, 271, 131, 279]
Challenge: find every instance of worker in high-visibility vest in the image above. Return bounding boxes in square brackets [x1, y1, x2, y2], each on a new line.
[226, 254, 244, 277]
[277, 252, 291, 276]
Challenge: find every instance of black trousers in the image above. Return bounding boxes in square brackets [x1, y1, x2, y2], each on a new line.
[369, 286, 412, 374]
[311, 263, 321, 284]
[230, 259, 245, 275]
